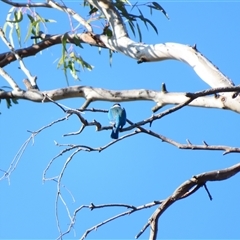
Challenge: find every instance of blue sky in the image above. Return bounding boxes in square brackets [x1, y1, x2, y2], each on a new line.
[1, 1, 240, 239]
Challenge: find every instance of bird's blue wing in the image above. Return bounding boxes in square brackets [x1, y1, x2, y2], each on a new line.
[120, 108, 127, 128]
[108, 106, 122, 121]
[108, 109, 113, 121]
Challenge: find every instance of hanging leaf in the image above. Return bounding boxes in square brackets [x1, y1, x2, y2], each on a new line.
[137, 8, 148, 30]
[109, 49, 113, 67]
[152, 2, 170, 20]
[24, 14, 35, 42]
[11, 98, 19, 104]
[5, 99, 12, 109]
[128, 20, 136, 37]
[14, 10, 23, 46]
[105, 29, 113, 38]
[75, 55, 93, 71]
[68, 59, 79, 80]
[73, 35, 83, 48]
[61, 33, 68, 56]
[136, 22, 142, 42]
[36, 13, 56, 23]
[89, 7, 98, 15]
[7, 10, 23, 23]
[144, 18, 158, 34]
[131, 1, 138, 11]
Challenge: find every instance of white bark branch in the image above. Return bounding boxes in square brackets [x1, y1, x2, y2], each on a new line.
[1, 85, 240, 112]
[87, 0, 240, 114]
[89, 0, 233, 87]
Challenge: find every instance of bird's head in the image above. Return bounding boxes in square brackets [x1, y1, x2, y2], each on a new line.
[112, 103, 121, 108]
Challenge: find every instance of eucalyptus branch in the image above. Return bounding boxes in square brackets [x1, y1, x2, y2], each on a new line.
[53, 162, 240, 240]
[124, 116, 240, 155]
[57, 201, 162, 240]
[87, 0, 234, 95]
[1, 0, 236, 95]
[0, 32, 105, 68]
[87, 0, 128, 39]
[2, 85, 240, 113]
[146, 162, 240, 240]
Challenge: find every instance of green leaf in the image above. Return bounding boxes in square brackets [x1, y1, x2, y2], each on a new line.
[4, 7, 15, 47]
[136, 22, 142, 42]
[89, 7, 98, 15]
[105, 29, 113, 38]
[57, 55, 64, 68]
[137, 8, 148, 30]
[6, 99, 12, 109]
[83, 0, 89, 7]
[115, 0, 130, 19]
[131, 1, 138, 11]
[24, 23, 33, 42]
[14, 10, 22, 46]
[69, 60, 79, 80]
[128, 20, 136, 37]
[152, 2, 170, 19]
[11, 98, 18, 104]
[60, 33, 68, 69]
[24, 15, 35, 42]
[62, 59, 69, 86]
[35, 12, 56, 23]
[73, 35, 83, 48]
[44, 18, 56, 23]
[7, 10, 23, 23]
[75, 55, 93, 71]
[3, 6, 14, 33]
[149, 5, 153, 15]
[144, 18, 158, 34]
[62, 33, 68, 53]
[3, 22, 8, 35]
[36, 12, 45, 23]
[27, 14, 35, 23]
[109, 49, 113, 67]
[15, 22, 21, 46]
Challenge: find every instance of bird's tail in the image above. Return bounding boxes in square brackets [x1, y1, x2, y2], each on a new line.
[111, 128, 119, 139]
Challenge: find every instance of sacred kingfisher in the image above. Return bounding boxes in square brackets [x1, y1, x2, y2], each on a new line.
[108, 103, 127, 139]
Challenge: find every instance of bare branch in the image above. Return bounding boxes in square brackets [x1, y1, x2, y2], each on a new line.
[2, 0, 92, 32]
[0, 28, 38, 88]
[51, 162, 240, 240]
[146, 162, 240, 240]
[58, 201, 162, 240]
[0, 115, 69, 182]
[55, 148, 81, 237]
[142, 129, 240, 155]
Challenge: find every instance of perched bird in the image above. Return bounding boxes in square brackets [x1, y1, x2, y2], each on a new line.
[108, 103, 127, 139]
